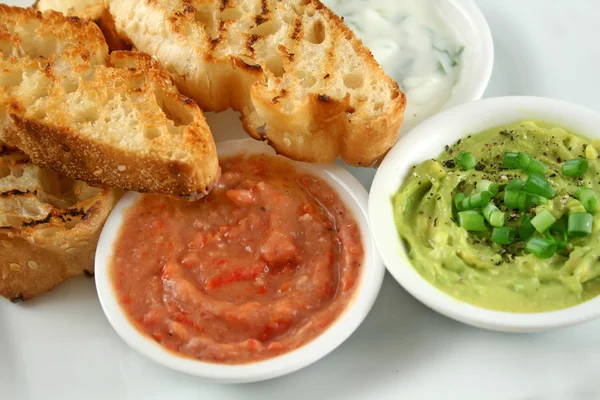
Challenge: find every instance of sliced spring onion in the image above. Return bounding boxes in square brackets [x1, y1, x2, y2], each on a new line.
[575, 187, 598, 212]
[548, 225, 568, 249]
[525, 235, 557, 259]
[502, 152, 519, 169]
[526, 158, 547, 175]
[455, 151, 477, 170]
[505, 178, 524, 191]
[482, 203, 505, 227]
[526, 194, 548, 207]
[522, 173, 556, 199]
[567, 212, 593, 237]
[454, 192, 466, 210]
[562, 158, 589, 177]
[518, 215, 536, 241]
[491, 227, 515, 245]
[504, 190, 527, 210]
[516, 152, 531, 171]
[530, 210, 557, 233]
[457, 210, 487, 232]
[461, 191, 491, 210]
[477, 180, 499, 196]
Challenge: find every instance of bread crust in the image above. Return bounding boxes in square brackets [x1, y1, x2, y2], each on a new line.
[107, 0, 406, 166]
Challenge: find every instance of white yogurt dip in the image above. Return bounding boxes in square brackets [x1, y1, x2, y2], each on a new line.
[323, 0, 464, 130]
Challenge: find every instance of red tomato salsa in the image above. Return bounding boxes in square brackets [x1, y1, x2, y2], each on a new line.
[111, 154, 364, 364]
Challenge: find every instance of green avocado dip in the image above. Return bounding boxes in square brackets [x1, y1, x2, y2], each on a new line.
[393, 121, 600, 313]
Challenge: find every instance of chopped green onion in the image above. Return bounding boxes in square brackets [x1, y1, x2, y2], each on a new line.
[502, 152, 519, 169]
[455, 151, 477, 170]
[482, 203, 505, 227]
[505, 179, 524, 191]
[575, 187, 598, 212]
[562, 158, 589, 177]
[454, 192, 466, 210]
[477, 180, 499, 196]
[567, 212, 593, 237]
[526, 158, 547, 175]
[526, 194, 548, 208]
[489, 211, 505, 227]
[457, 210, 487, 232]
[491, 227, 515, 245]
[504, 190, 527, 209]
[516, 152, 531, 170]
[530, 210, 557, 233]
[525, 235, 557, 259]
[518, 215, 536, 241]
[461, 191, 491, 210]
[522, 173, 556, 199]
[548, 225, 568, 249]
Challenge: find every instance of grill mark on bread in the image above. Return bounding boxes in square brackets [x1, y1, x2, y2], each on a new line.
[318, 94, 331, 102]
[290, 17, 303, 40]
[219, 0, 229, 11]
[271, 89, 287, 104]
[246, 34, 260, 53]
[255, 0, 270, 25]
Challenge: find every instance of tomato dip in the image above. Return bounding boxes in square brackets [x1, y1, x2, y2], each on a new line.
[111, 154, 364, 364]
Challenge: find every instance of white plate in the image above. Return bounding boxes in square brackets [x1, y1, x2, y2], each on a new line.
[4, 0, 600, 399]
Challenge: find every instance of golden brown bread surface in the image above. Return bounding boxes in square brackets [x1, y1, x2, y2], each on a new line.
[0, 143, 119, 302]
[33, 0, 130, 51]
[107, 0, 406, 166]
[0, 5, 219, 200]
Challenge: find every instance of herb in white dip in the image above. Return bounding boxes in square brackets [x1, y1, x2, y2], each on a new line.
[323, 0, 464, 130]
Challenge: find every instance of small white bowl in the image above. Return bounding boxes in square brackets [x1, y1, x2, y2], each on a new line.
[369, 96, 600, 333]
[95, 139, 384, 382]
[402, 0, 494, 132]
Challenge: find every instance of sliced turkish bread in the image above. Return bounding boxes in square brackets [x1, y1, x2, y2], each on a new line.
[33, 0, 130, 51]
[0, 5, 219, 200]
[0, 142, 120, 301]
[107, 0, 406, 166]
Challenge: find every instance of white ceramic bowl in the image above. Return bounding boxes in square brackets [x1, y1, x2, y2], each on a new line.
[95, 139, 384, 383]
[401, 0, 494, 132]
[369, 96, 600, 333]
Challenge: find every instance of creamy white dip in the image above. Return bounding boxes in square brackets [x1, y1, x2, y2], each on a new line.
[323, 0, 464, 130]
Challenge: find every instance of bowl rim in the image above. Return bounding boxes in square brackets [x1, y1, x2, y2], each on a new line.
[442, 0, 494, 108]
[369, 96, 600, 333]
[400, 0, 494, 132]
[95, 138, 384, 383]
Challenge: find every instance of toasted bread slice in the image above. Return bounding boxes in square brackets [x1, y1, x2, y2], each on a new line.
[33, 0, 130, 51]
[107, 0, 406, 166]
[0, 143, 119, 302]
[0, 5, 219, 200]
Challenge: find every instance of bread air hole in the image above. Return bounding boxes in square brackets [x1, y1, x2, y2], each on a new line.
[373, 101, 384, 112]
[0, 69, 23, 86]
[306, 20, 325, 44]
[195, 8, 217, 39]
[249, 19, 281, 36]
[0, 165, 10, 179]
[154, 87, 194, 127]
[343, 73, 363, 89]
[266, 55, 284, 78]
[220, 7, 242, 21]
[11, 166, 24, 178]
[295, 70, 316, 88]
[144, 126, 161, 139]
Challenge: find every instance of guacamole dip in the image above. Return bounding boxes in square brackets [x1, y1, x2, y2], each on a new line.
[393, 121, 600, 312]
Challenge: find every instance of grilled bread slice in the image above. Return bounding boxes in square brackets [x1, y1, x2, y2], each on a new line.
[107, 0, 406, 166]
[33, 0, 130, 51]
[0, 5, 219, 200]
[0, 143, 119, 302]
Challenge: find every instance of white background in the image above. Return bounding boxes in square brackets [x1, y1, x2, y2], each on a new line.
[2, 1, 600, 399]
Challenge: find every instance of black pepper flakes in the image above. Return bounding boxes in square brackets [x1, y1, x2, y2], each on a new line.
[475, 162, 485, 171]
[444, 159, 456, 168]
